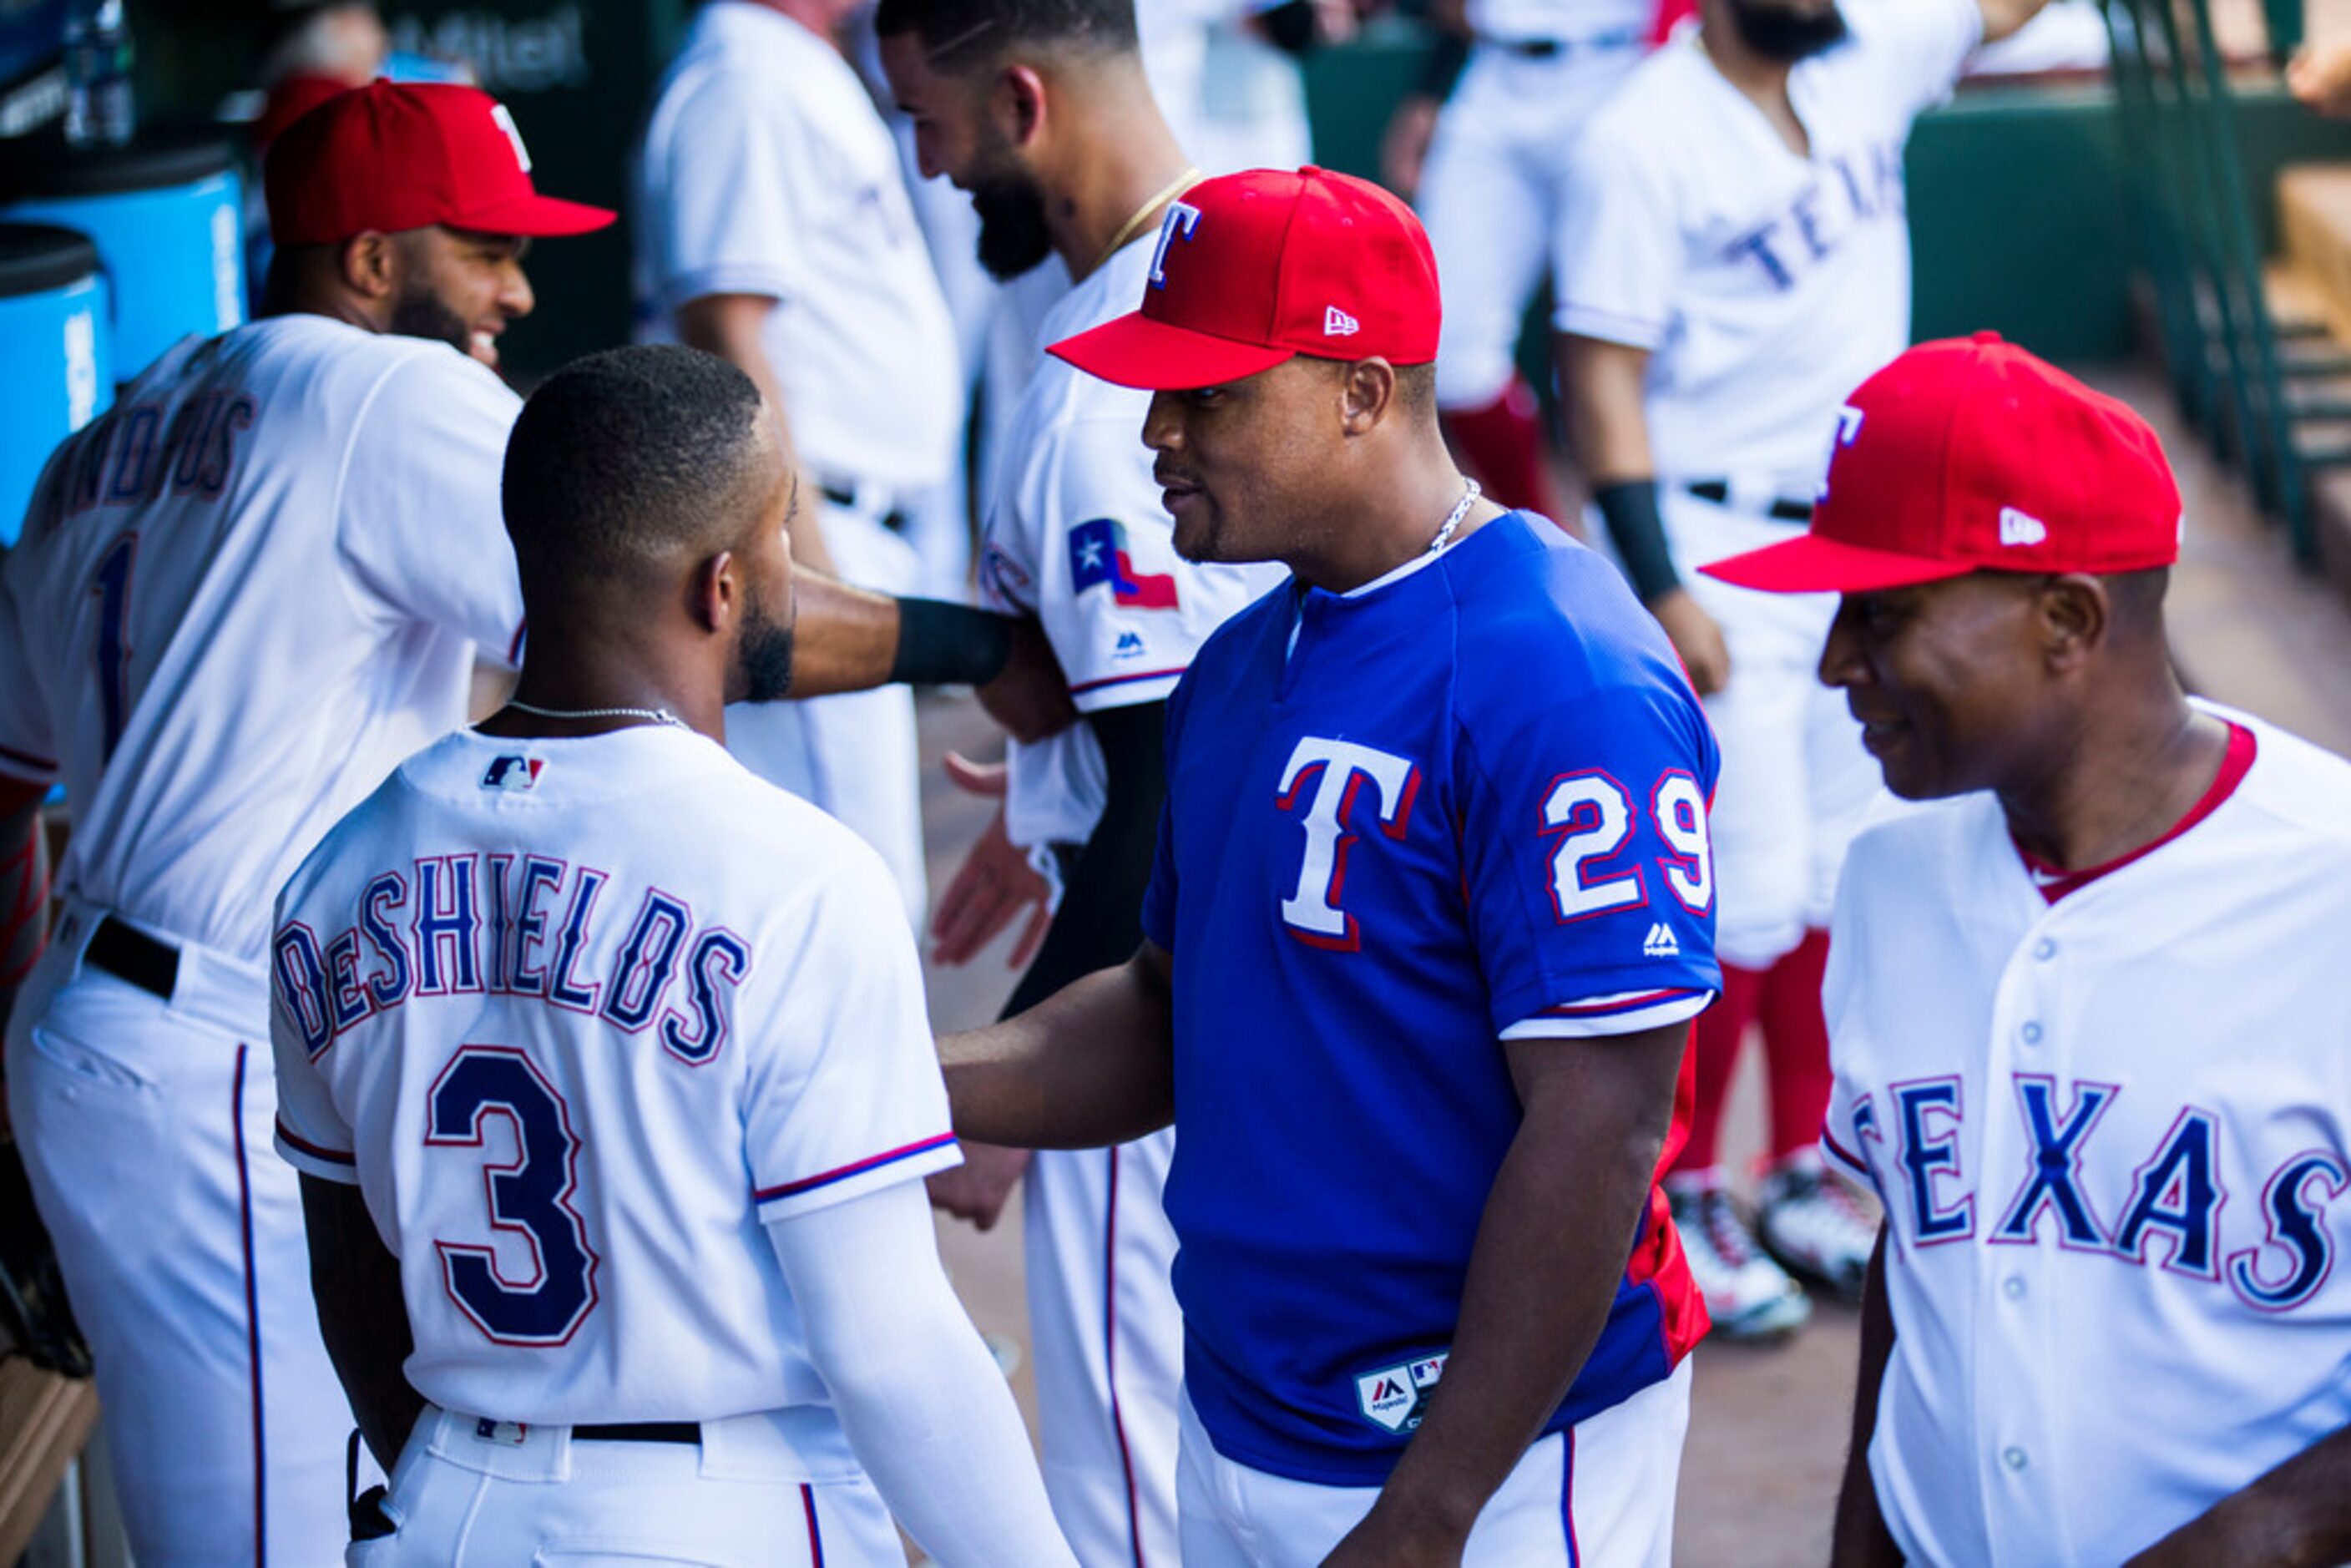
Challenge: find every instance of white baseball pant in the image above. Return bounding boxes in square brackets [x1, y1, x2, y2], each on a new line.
[1174, 1356, 1692, 1566]
[1420, 43, 1644, 412]
[351, 1405, 902, 1567]
[1667, 490, 1881, 970]
[1026, 1132, 1184, 1568]
[8, 903, 356, 1565]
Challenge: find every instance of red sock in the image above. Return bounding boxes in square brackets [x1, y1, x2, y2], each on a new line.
[1668, 962, 1763, 1175]
[1443, 379, 1555, 517]
[1757, 928, 1835, 1164]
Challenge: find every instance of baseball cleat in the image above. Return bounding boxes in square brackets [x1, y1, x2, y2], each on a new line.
[1668, 1175, 1813, 1342]
[1757, 1154, 1880, 1304]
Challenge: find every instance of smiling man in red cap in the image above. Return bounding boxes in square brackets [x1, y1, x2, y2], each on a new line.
[1702, 334, 2351, 1566]
[0, 80, 610, 1564]
[939, 165, 1722, 1565]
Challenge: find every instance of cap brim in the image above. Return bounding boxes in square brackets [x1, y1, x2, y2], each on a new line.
[452, 192, 618, 239]
[1049, 310, 1295, 390]
[1699, 532, 1976, 593]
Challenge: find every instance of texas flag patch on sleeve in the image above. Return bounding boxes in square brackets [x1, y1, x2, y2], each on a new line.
[1069, 518, 1179, 609]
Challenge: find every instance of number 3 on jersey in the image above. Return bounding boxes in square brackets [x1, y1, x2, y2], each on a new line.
[427, 1044, 600, 1346]
[1541, 770, 1712, 921]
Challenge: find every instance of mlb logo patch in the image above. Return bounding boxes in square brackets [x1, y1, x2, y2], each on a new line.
[481, 755, 544, 792]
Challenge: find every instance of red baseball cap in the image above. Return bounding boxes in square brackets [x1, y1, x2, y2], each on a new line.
[265, 81, 615, 245]
[1701, 333, 2182, 594]
[1049, 166, 1440, 390]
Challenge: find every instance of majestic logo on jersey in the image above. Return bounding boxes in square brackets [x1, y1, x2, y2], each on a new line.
[1841, 1073, 2348, 1313]
[1112, 630, 1147, 661]
[1999, 507, 2049, 548]
[1642, 921, 1681, 959]
[481, 755, 544, 792]
[1275, 737, 1422, 951]
[1355, 1350, 1448, 1433]
[1069, 518, 1179, 609]
[1323, 306, 1360, 337]
[1149, 200, 1204, 287]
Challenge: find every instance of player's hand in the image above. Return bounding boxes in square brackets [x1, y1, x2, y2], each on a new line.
[931, 788, 1054, 970]
[2288, 43, 2351, 117]
[926, 1141, 1033, 1231]
[1318, 1506, 1466, 1568]
[1382, 95, 1443, 201]
[1648, 588, 1732, 696]
[977, 618, 1077, 743]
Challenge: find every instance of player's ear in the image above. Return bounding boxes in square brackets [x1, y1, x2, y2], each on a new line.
[338, 231, 398, 301]
[690, 550, 736, 636]
[994, 63, 1047, 146]
[1337, 358, 1398, 436]
[2036, 573, 2108, 673]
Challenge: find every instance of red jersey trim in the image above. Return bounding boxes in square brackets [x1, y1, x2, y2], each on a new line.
[2015, 722, 2256, 904]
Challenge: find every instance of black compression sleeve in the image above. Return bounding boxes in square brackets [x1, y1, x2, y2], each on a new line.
[889, 598, 1015, 687]
[1001, 701, 1168, 1019]
[1592, 479, 1683, 604]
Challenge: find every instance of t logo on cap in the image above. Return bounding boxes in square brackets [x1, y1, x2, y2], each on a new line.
[1150, 202, 1203, 288]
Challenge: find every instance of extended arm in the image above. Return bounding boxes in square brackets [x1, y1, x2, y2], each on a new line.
[675, 292, 837, 577]
[300, 1175, 421, 1472]
[1555, 334, 1728, 694]
[1830, 1228, 1904, 1568]
[771, 1180, 1078, 1567]
[941, 940, 1177, 1150]
[2121, 1425, 2351, 1568]
[780, 574, 1075, 740]
[1325, 1020, 1690, 1565]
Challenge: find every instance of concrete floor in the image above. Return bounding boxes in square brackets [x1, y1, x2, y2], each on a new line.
[906, 361, 2351, 1566]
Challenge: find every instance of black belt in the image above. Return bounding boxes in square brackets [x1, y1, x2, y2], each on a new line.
[819, 483, 910, 534]
[1484, 27, 1643, 58]
[85, 916, 178, 1000]
[574, 1421, 700, 1445]
[1685, 480, 1813, 524]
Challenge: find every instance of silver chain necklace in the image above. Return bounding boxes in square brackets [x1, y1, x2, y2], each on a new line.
[505, 698, 686, 731]
[1428, 478, 1482, 555]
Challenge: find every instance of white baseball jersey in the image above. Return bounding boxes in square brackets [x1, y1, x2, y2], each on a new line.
[1553, 0, 1983, 494]
[1464, 0, 1648, 44]
[0, 315, 523, 963]
[978, 237, 1285, 851]
[1820, 705, 2351, 1566]
[270, 723, 963, 1432]
[633, 0, 960, 494]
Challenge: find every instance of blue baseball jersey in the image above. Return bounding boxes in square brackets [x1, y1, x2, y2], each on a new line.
[1143, 511, 1721, 1484]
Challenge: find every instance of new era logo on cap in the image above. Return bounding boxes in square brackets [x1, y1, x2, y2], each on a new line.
[1999, 507, 2048, 548]
[1324, 306, 1360, 337]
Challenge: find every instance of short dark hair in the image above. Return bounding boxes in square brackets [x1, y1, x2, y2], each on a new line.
[502, 344, 771, 598]
[873, 0, 1138, 73]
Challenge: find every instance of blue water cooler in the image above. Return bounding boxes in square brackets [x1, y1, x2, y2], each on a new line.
[0, 223, 111, 547]
[1, 136, 243, 384]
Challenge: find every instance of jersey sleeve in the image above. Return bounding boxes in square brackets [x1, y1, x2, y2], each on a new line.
[645, 76, 805, 311]
[1551, 128, 1685, 352]
[1031, 415, 1204, 713]
[336, 350, 527, 664]
[1857, 0, 1984, 123]
[270, 905, 361, 1184]
[745, 838, 961, 1222]
[1457, 670, 1722, 1039]
[0, 539, 59, 787]
[1817, 862, 1879, 1191]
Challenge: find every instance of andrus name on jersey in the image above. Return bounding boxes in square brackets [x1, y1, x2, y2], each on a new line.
[1721, 143, 1904, 294]
[1842, 1074, 2348, 1313]
[273, 852, 750, 1065]
[49, 389, 258, 529]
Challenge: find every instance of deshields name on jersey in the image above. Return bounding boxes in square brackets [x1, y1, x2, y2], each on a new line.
[272, 842, 747, 1064]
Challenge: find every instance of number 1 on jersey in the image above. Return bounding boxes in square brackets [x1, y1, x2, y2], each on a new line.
[91, 534, 137, 762]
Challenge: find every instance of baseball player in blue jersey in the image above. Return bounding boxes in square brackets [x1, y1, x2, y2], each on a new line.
[941, 166, 1721, 1565]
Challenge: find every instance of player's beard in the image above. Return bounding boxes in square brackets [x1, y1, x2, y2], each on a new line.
[387, 283, 473, 358]
[970, 163, 1054, 282]
[1726, 0, 1848, 60]
[736, 577, 796, 705]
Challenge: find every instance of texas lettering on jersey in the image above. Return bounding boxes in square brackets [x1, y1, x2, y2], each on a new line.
[1720, 142, 1906, 294]
[271, 852, 750, 1066]
[1835, 1075, 2346, 1313]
